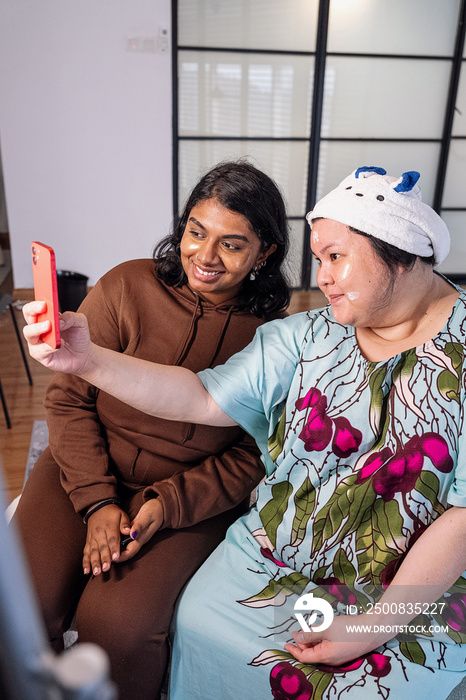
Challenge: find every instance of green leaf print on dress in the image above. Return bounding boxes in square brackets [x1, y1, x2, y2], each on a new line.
[356, 498, 405, 585]
[312, 473, 377, 555]
[239, 571, 310, 608]
[259, 481, 293, 549]
[290, 476, 316, 547]
[241, 304, 466, 697]
[268, 408, 287, 462]
[418, 340, 463, 405]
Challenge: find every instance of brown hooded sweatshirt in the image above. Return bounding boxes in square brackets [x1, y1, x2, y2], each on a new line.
[44, 258, 285, 529]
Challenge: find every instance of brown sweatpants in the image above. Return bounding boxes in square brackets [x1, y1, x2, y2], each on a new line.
[13, 449, 245, 700]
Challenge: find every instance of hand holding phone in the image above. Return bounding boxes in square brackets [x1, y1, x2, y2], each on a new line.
[31, 242, 61, 348]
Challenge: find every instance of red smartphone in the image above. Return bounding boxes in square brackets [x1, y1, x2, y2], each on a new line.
[31, 242, 61, 348]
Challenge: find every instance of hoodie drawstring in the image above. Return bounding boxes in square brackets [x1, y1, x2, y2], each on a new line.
[173, 294, 201, 366]
[206, 305, 235, 368]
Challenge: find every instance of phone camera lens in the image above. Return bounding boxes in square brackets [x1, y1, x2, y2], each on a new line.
[32, 246, 36, 254]
[32, 256, 37, 265]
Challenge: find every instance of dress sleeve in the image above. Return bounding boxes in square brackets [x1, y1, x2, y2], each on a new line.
[143, 432, 265, 529]
[197, 314, 309, 472]
[45, 275, 123, 514]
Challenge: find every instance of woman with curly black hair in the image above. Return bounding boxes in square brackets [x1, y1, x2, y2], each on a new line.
[14, 160, 290, 700]
[154, 159, 290, 317]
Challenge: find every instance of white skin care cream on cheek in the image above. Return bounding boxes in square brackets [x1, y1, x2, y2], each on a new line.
[311, 229, 354, 284]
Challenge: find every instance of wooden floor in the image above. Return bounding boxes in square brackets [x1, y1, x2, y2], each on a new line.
[0, 288, 326, 504]
[1, 292, 53, 503]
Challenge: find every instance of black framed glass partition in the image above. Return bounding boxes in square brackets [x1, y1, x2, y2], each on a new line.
[173, 0, 466, 290]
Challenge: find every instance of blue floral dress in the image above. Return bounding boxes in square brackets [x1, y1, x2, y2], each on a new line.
[169, 286, 466, 700]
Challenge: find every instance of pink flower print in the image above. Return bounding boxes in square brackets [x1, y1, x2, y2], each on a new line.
[441, 592, 466, 633]
[296, 387, 363, 456]
[299, 393, 333, 453]
[270, 662, 313, 700]
[379, 555, 404, 589]
[356, 446, 394, 483]
[331, 417, 362, 458]
[407, 524, 427, 549]
[419, 433, 453, 473]
[295, 387, 322, 412]
[356, 447, 393, 484]
[372, 448, 424, 501]
[315, 576, 357, 607]
[316, 656, 365, 675]
[317, 652, 391, 678]
[366, 652, 392, 678]
[260, 547, 287, 568]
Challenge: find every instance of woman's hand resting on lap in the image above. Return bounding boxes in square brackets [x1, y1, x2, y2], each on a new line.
[117, 498, 164, 564]
[284, 613, 389, 669]
[84, 504, 131, 576]
[84, 499, 164, 574]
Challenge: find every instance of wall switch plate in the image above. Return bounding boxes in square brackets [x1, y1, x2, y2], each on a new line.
[158, 25, 169, 53]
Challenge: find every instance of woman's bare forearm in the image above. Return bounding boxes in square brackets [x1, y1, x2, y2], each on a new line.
[81, 343, 235, 426]
[367, 505, 466, 634]
[22, 303, 235, 427]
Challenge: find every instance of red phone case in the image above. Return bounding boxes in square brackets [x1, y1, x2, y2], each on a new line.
[31, 242, 61, 348]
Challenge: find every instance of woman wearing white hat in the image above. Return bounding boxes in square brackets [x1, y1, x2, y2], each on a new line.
[23, 167, 466, 699]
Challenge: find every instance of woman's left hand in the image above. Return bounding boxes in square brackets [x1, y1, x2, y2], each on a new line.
[284, 613, 387, 668]
[117, 498, 164, 562]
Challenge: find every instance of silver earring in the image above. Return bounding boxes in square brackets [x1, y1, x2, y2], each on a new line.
[250, 261, 266, 281]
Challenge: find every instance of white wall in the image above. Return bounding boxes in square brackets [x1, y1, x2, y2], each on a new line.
[0, 0, 173, 288]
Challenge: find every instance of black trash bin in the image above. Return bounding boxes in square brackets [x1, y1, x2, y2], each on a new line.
[56, 270, 89, 312]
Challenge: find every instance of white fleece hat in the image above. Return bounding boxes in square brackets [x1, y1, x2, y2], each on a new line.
[306, 166, 450, 265]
